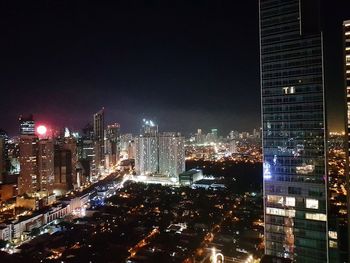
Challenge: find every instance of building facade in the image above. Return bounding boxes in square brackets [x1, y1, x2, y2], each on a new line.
[54, 147, 73, 195]
[260, 0, 329, 261]
[158, 132, 185, 178]
[18, 135, 39, 195]
[93, 108, 105, 171]
[0, 131, 7, 183]
[134, 134, 158, 175]
[19, 114, 35, 136]
[343, 19, 350, 262]
[105, 123, 120, 168]
[37, 139, 54, 194]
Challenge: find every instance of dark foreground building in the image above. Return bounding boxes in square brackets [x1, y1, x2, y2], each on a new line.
[260, 0, 348, 262]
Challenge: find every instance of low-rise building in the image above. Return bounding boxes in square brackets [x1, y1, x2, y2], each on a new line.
[178, 169, 203, 186]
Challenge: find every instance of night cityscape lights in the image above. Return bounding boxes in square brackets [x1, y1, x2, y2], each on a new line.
[36, 125, 47, 136]
[0, 1, 350, 263]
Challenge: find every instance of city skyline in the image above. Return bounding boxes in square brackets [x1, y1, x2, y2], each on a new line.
[1, 1, 350, 136]
[1, 1, 350, 262]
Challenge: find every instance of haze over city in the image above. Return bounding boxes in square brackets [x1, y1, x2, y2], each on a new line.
[1, 1, 350, 135]
[1, 1, 350, 263]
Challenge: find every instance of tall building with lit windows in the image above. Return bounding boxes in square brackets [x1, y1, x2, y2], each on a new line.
[134, 121, 185, 178]
[134, 134, 158, 175]
[260, 0, 332, 261]
[37, 139, 54, 194]
[343, 19, 350, 263]
[18, 134, 39, 195]
[19, 114, 35, 135]
[105, 123, 120, 168]
[158, 132, 185, 178]
[93, 108, 105, 171]
[0, 130, 8, 183]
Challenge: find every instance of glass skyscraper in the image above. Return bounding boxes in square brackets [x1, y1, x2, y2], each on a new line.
[343, 20, 350, 263]
[93, 108, 105, 170]
[260, 0, 329, 261]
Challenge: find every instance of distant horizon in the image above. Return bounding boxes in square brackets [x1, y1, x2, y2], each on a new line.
[1, 1, 349, 137]
[2, 110, 345, 138]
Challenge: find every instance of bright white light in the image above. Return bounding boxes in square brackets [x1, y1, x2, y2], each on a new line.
[37, 125, 47, 135]
[306, 199, 319, 209]
[263, 162, 272, 180]
[64, 127, 70, 137]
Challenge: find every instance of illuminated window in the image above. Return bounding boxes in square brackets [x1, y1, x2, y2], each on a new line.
[305, 213, 327, 221]
[296, 164, 315, 174]
[282, 86, 295, 94]
[266, 207, 295, 217]
[329, 240, 337, 248]
[306, 199, 319, 209]
[346, 56, 350, 64]
[285, 197, 295, 207]
[263, 162, 272, 180]
[267, 195, 283, 205]
[329, 231, 338, 240]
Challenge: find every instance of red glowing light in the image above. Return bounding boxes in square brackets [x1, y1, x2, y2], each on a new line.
[37, 125, 47, 135]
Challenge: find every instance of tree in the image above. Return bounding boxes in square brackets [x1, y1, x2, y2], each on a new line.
[30, 227, 40, 237]
[0, 240, 8, 249]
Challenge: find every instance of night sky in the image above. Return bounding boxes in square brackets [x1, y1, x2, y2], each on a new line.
[1, 0, 350, 136]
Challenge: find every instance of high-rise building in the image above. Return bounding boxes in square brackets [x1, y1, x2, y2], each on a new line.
[18, 137, 56, 196]
[127, 140, 136, 160]
[211, 129, 218, 142]
[343, 19, 350, 262]
[260, 1, 330, 261]
[6, 137, 20, 177]
[195, 129, 204, 144]
[229, 130, 239, 140]
[105, 123, 120, 168]
[37, 139, 54, 194]
[0, 130, 8, 183]
[158, 132, 185, 178]
[18, 135, 39, 195]
[141, 119, 158, 136]
[229, 140, 237, 154]
[63, 137, 78, 183]
[19, 114, 35, 136]
[93, 108, 105, 171]
[120, 133, 134, 159]
[0, 138, 4, 183]
[54, 146, 73, 195]
[78, 124, 95, 179]
[120, 133, 133, 151]
[135, 120, 185, 178]
[134, 134, 158, 175]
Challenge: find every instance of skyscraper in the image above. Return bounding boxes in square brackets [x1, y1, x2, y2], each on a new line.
[134, 134, 158, 175]
[105, 123, 120, 168]
[343, 19, 350, 262]
[18, 135, 39, 195]
[158, 132, 185, 178]
[54, 146, 73, 195]
[93, 108, 105, 171]
[19, 114, 35, 136]
[135, 119, 185, 178]
[78, 123, 95, 177]
[0, 130, 8, 183]
[260, 1, 329, 261]
[37, 139, 54, 194]
[141, 119, 158, 136]
[345, 20, 350, 152]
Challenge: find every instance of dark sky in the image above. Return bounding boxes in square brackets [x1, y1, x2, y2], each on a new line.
[1, 0, 350, 136]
